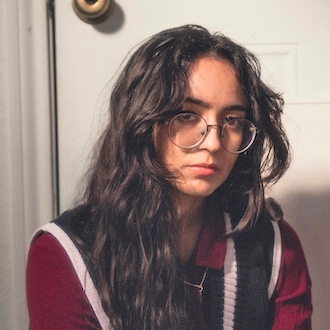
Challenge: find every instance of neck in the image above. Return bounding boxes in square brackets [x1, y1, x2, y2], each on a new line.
[174, 194, 205, 264]
[175, 193, 204, 223]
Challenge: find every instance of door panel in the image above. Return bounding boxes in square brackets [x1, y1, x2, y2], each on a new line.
[55, 1, 330, 327]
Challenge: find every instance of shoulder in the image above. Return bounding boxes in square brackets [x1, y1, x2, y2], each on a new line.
[54, 204, 93, 234]
[265, 198, 307, 260]
[28, 231, 72, 272]
[28, 205, 96, 280]
[276, 218, 312, 300]
[265, 198, 310, 280]
[277, 218, 309, 270]
[271, 217, 312, 329]
[26, 231, 101, 329]
[27, 231, 83, 294]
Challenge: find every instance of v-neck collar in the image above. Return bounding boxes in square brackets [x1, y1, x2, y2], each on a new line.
[193, 213, 227, 270]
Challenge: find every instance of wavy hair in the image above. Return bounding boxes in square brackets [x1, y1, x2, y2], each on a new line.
[81, 25, 290, 329]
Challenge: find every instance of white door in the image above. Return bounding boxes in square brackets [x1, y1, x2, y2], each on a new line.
[55, 0, 330, 328]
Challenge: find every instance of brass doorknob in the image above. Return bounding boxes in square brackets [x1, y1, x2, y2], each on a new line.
[72, 0, 115, 24]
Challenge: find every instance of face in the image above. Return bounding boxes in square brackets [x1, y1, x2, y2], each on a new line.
[154, 56, 247, 204]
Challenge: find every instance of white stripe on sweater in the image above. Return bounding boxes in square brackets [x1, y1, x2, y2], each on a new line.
[268, 220, 282, 299]
[223, 213, 237, 330]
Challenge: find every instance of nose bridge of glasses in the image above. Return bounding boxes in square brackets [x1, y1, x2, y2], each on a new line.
[206, 124, 222, 134]
[203, 124, 223, 148]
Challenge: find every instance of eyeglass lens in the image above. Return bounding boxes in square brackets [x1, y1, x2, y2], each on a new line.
[168, 113, 256, 153]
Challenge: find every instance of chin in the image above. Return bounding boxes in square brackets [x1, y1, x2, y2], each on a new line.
[179, 184, 222, 199]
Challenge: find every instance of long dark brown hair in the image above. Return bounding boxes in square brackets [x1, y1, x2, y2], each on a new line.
[81, 25, 290, 329]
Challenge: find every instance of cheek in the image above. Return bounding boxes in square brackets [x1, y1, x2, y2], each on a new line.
[223, 154, 239, 177]
[159, 145, 182, 172]
[153, 127, 187, 178]
[153, 125, 175, 166]
[230, 154, 239, 168]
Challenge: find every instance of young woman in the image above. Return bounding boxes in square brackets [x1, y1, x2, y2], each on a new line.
[26, 25, 312, 329]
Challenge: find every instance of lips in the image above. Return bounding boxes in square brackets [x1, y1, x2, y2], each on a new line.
[188, 163, 219, 176]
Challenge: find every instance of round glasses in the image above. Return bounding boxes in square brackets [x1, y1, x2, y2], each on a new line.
[166, 112, 257, 154]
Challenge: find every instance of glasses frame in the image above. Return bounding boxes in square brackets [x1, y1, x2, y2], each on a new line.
[166, 112, 258, 154]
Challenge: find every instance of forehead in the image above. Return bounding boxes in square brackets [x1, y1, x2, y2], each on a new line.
[188, 56, 238, 87]
[186, 56, 246, 108]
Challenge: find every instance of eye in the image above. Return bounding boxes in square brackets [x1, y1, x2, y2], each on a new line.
[224, 117, 240, 126]
[177, 112, 199, 122]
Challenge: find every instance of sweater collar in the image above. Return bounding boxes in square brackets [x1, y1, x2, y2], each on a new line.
[193, 214, 227, 270]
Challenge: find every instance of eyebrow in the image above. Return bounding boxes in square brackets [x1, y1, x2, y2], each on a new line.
[184, 96, 247, 112]
[185, 96, 211, 109]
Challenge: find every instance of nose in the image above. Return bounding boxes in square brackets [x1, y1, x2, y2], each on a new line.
[199, 125, 222, 152]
